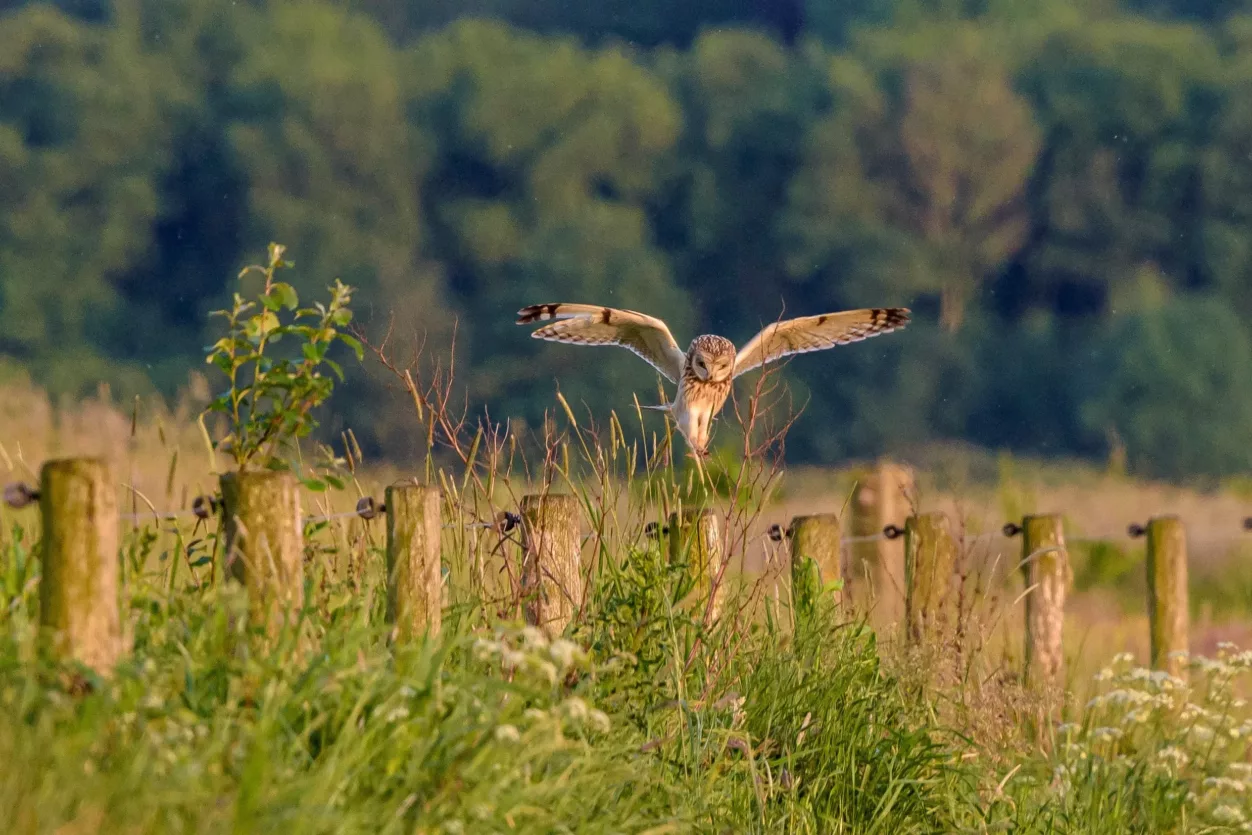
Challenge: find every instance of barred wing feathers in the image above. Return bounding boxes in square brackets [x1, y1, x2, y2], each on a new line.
[732, 307, 910, 378]
[517, 303, 686, 384]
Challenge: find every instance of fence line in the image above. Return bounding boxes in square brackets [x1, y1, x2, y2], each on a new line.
[10, 480, 1251, 546]
[1, 459, 1241, 686]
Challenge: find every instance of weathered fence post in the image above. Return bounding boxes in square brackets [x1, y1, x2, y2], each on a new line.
[1020, 514, 1070, 689]
[1143, 515, 1188, 676]
[39, 458, 126, 673]
[849, 460, 913, 627]
[385, 484, 442, 641]
[904, 511, 957, 646]
[521, 494, 582, 635]
[789, 513, 843, 619]
[669, 508, 723, 622]
[220, 471, 303, 637]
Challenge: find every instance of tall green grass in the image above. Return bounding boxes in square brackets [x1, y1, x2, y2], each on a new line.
[0, 510, 988, 833]
[5, 289, 1252, 833]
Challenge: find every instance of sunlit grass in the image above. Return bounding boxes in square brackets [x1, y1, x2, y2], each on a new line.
[5, 375, 1252, 832]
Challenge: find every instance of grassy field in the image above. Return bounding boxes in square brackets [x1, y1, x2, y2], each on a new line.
[6, 371, 1252, 832]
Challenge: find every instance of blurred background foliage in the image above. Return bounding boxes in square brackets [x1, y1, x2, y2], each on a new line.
[3, 0, 1252, 480]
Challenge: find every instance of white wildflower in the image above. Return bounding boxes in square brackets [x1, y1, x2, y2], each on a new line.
[1190, 724, 1216, 743]
[1157, 746, 1189, 767]
[520, 626, 548, 649]
[500, 649, 526, 672]
[473, 638, 501, 662]
[1113, 652, 1135, 666]
[1098, 689, 1151, 708]
[494, 724, 521, 743]
[588, 709, 611, 733]
[1203, 776, 1246, 794]
[384, 706, 410, 723]
[549, 639, 582, 671]
[1212, 805, 1246, 825]
[524, 708, 548, 722]
[1094, 667, 1115, 683]
[535, 660, 558, 686]
[563, 697, 589, 723]
[1091, 727, 1123, 743]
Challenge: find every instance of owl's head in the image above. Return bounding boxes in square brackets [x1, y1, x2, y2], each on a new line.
[688, 335, 736, 382]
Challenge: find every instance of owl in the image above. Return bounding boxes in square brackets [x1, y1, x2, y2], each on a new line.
[517, 303, 910, 456]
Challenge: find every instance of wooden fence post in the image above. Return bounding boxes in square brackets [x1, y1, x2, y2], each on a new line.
[385, 484, 442, 641]
[39, 458, 126, 673]
[904, 511, 957, 646]
[1020, 514, 1070, 689]
[789, 513, 842, 619]
[669, 508, 723, 622]
[849, 460, 913, 627]
[220, 471, 303, 637]
[521, 494, 582, 635]
[1144, 515, 1188, 676]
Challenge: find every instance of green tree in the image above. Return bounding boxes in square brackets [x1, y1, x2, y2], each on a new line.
[1193, 16, 1252, 320]
[222, 2, 452, 451]
[1017, 20, 1220, 317]
[885, 50, 1040, 331]
[655, 29, 824, 326]
[781, 40, 1039, 332]
[1081, 295, 1252, 480]
[407, 20, 690, 428]
[780, 53, 925, 307]
[226, 2, 436, 306]
[0, 3, 184, 394]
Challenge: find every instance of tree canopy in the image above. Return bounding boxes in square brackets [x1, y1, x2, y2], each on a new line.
[3, 0, 1251, 480]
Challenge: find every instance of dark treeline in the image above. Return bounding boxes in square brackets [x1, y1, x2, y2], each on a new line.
[4, 0, 1252, 479]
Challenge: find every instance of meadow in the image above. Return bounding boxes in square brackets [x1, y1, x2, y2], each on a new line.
[5, 266, 1252, 833]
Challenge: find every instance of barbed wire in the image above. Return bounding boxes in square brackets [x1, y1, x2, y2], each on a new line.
[7, 478, 1252, 547]
[4, 484, 392, 526]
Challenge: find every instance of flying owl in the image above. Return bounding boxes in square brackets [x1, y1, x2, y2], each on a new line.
[516, 303, 911, 456]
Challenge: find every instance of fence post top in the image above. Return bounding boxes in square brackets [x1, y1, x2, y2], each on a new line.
[789, 512, 840, 524]
[219, 469, 297, 485]
[670, 507, 716, 521]
[385, 480, 440, 492]
[520, 492, 578, 507]
[41, 457, 110, 473]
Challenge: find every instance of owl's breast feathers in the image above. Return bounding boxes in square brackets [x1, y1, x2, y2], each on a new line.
[677, 371, 734, 415]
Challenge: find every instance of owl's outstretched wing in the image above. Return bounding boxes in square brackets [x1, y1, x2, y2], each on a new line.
[517, 303, 687, 384]
[732, 307, 911, 379]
